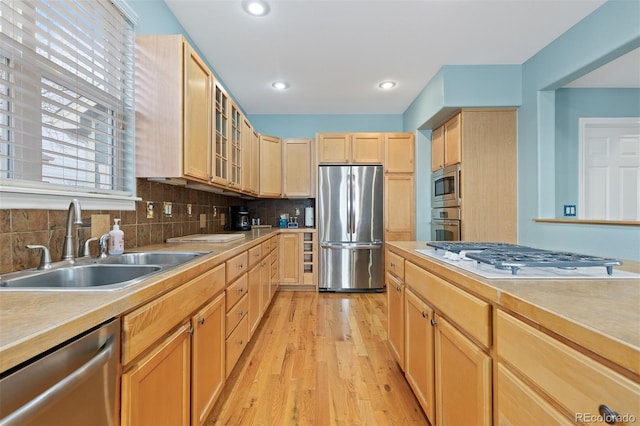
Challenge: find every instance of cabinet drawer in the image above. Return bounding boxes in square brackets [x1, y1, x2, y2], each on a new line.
[226, 252, 248, 283]
[248, 245, 262, 267]
[225, 293, 248, 338]
[226, 273, 248, 310]
[122, 264, 225, 365]
[386, 250, 405, 280]
[405, 261, 490, 347]
[270, 237, 278, 253]
[497, 363, 573, 425]
[497, 310, 640, 425]
[261, 239, 271, 255]
[226, 314, 248, 377]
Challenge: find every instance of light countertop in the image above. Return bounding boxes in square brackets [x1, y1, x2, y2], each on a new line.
[0, 228, 282, 372]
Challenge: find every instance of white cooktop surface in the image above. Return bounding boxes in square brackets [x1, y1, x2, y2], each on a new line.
[415, 249, 639, 279]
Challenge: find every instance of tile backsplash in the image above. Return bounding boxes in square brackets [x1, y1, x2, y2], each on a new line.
[0, 179, 244, 274]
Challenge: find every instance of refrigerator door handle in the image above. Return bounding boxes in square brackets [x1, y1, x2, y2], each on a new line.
[320, 242, 382, 250]
[350, 172, 356, 235]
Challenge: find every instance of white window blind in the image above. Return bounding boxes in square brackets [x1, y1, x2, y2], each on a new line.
[0, 0, 136, 203]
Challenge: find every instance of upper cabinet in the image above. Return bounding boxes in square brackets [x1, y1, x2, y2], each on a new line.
[135, 35, 212, 182]
[258, 134, 282, 197]
[317, 133, 383, 164]
[384, 133, 414, 174]
[383, 133, 415, 241]
[282, 138, 315, 198]
[431, 113, 461, 171]
[229, 101, 242, 189]
[212, 82, 229, 186]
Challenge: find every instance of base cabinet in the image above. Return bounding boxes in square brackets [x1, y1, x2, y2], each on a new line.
[191, 293, 225, 426]
[434, 314, 491, 426]
[405, 288, 435, 424]
[121, 323, 191, 426]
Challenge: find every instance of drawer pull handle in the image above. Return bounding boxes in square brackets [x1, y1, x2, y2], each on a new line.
[390, 261, 395, 267]
[430, 318, 436, 326]
[198, 318, 205, 325]
[599, 405, 619, 425]
[238, 263, 244, 269]
[239, 310, 244, 316]
[238, 339, 244, 345]
[396, 285, 401, 292]
[421, 311, 428, 318]
[238, 287, 244, 292]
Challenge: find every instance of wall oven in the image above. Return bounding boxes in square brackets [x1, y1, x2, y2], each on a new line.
[431, 207, 461, 241]
[432, 163, 461, 208]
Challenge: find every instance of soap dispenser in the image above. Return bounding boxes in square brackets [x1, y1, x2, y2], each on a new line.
[108, 218, 124, 255]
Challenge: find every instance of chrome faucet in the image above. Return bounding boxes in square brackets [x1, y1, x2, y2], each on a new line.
[98, 233, 110, 259]
[61, 199, 83, 262]
[26, 244, 52, 269]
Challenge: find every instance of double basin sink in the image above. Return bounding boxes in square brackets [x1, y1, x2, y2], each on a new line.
[0, 251, 208, 290]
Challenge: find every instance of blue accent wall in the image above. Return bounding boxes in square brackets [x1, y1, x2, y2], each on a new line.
[516, 0, 640, 260]
[555, 88, 640, 218]
[247, 115, 403, 138]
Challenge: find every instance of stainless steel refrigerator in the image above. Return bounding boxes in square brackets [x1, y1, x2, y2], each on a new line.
[318, 165, 384, 292]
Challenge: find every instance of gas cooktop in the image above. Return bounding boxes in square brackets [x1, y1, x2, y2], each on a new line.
[425, 242, 623, 276]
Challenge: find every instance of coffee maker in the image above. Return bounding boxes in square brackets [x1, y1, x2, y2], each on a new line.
[230, 206, 250, 231]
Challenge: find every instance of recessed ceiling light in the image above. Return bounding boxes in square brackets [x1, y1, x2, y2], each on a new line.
[272, 81, 289, 90]
[378, 80, 396, 90]
[242, 0, 270, 16]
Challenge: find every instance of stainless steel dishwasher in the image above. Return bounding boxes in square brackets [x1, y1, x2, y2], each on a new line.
[0, 318, 120, 426]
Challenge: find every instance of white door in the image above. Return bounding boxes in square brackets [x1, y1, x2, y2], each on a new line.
[579, 118, 640, 220]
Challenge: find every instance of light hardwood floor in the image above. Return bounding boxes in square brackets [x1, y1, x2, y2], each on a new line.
[206, 291, 429, 425]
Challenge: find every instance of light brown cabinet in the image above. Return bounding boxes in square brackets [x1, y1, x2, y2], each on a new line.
[434, 314, 491, 426]
[229, 101, 242, 189]
[384, 174, 415, 241]
[317, 133, 383, 164]
[386, 249, 405, 371]
[405, 288, 435, 424]
[282, 138, 314, 197]
[279, 232, 301, 285]
[399, 260, 492, 425]
[241, 118, 258, 195]
[135, 35, 212, 182]
[120, 264, 226, 426]
[431, 113, 461, 171]
[259, 134, 282, 197]
[121, 323, 191, 426]
[384, 133, 415, 241]
[191, 292, 226, 426]
[212, 82, 229, 186]
[431, 109, 517, 242]
[496, 309, 640, 425]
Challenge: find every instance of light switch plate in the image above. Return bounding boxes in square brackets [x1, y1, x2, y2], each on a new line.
[200, 213, 206, 228]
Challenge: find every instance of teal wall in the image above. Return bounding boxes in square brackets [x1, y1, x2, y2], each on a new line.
[516, 0, 639, 260]
[555, 88, 640, 218]
[247, 115, 403, 138]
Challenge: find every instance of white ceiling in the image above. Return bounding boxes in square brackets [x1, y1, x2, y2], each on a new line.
[164, 0, 619, 115]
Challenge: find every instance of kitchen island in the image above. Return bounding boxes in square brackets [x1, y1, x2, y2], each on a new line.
[386, 241, 640, 425]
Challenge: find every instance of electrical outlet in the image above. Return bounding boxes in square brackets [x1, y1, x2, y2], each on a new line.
[187, 204, 192, 217]
[220, 212, 226, 226]
[146, 202, 154, 219]
[212, 206, 218, 218]
[563, 205, 576, 217]
[163, 201, 172, 217]
[200, 213, 206, 228]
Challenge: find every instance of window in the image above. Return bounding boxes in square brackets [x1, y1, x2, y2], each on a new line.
[0, 0, 137, 209]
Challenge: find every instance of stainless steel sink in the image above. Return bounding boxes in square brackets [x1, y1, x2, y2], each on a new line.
[0, 264, 161, 290]
[0, 251, 208, 290]
[98, 251, 205, 266]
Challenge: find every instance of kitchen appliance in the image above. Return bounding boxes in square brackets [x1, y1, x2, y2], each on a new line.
[431, 207, 461, 241]
[0, 318, 120, 425]
[304, 206, 314, 227]
[230, 206, 250, 231]
[425, 242, 623, 276]
[318, 165, 383, 292]
[432, 163, 461, 208]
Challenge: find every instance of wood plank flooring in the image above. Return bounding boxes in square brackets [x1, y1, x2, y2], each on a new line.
[206, 291, 429, 426]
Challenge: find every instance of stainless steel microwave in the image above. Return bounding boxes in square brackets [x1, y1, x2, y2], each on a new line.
[432, 163, 461, 208]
